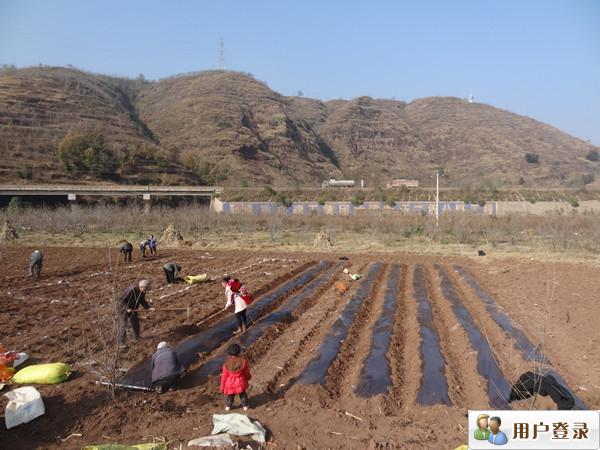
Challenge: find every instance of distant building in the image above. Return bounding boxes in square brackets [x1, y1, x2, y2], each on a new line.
[387, 179, 419, 189]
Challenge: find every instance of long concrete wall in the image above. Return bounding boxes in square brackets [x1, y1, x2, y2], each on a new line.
[211, 198, 600, 216]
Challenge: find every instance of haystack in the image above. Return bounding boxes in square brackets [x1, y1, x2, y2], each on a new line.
[161, 223, 183, 243]
[313, 227, 334, 248]
[1, 220, 19, 242]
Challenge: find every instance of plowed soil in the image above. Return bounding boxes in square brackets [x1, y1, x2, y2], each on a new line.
[1, 247, 599, 449]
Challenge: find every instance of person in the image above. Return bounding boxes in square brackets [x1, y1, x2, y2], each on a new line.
[27, 250, 43, 279]
[222, 276, 248, 333]
[151, 341, 184, 394]
[139, 239, 149, 258]
[117, 279, 153, 346]
[149, 235, 158, 256]
[220, 343, 251, 411]
[120, 241, 133, 262]
[488, 416, 508, 445]
[163, 262, 182, 284]
[474, 414, 490, 440]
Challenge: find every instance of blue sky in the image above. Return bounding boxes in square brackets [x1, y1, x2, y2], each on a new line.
[1, 0, 599, 143]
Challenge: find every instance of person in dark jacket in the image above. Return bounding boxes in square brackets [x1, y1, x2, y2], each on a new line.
[27, 250, 43, 279]
[149, 235, 158, 256]
[151, 341, 184, 393]
[220, 343, 251, 411]
[120, 241, 133, 262]
[163, 262, 182, 284]
[117, 279, 153, 346]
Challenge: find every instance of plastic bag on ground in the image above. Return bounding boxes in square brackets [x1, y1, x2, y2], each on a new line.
[4, 386, 45, 429]
[12, 353, 28, 368]
[12, 363, 71, 384]
[211, 413, 266, 443]
[82, 444, 168, 450]
[185, 274, 208, 284]
[188, 433, 235, 447]
[334, 281, 349, 293]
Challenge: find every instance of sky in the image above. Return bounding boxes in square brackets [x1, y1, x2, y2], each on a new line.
[1, 0, 599, 143]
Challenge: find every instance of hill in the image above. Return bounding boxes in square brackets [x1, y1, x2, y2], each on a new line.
[0, 66, 198, 184]
[0, 66, 598, 188]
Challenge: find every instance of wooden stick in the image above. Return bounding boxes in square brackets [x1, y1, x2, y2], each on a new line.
[344, 411, 363, 422]
[152, 307, 190, 311]
[196, 309, 224, 326]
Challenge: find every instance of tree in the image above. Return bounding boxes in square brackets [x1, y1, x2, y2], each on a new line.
[58, 132, 117, 178]
[586, 150, 599, 162]
[525, 153, 539, 164]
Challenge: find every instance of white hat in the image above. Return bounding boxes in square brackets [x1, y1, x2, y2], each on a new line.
[157, 341, 167, 350]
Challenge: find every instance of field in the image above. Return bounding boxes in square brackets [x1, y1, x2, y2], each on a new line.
[1, 246, 599, 449]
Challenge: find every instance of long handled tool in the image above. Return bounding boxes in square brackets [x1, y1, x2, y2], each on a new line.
[196, 308, 225, 326]
[139, 307, 191, 320]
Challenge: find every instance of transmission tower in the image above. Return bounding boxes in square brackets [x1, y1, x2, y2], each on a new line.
[219, 38, 225, 70]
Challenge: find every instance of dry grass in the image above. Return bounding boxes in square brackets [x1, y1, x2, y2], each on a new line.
[4, 205, 600, 263]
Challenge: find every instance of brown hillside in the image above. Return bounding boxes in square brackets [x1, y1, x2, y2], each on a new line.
[0, 66, 198, 184]
[136, 71, 342, 186]
[0, 66, 598, 188]
[289, 95, 599, 188]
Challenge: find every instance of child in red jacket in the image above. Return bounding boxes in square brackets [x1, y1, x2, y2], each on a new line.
[220, 343, 251, 411]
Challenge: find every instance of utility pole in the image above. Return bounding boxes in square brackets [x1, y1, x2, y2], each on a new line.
[435, 170, 440, 228]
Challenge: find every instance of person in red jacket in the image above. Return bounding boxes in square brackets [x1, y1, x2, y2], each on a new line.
[220, 343, 251, 411]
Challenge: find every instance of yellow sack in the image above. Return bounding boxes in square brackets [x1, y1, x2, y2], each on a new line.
[454, 445, 468, 450]
[12, 363, 71, 385]
[185, 274, 208, 284]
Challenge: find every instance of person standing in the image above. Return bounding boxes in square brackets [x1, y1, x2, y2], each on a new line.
[120, 241, 133, 262]
[151, 341, 184, 393]
[27, 250, 43, 279]
[149, 235, 158, 256]
[220, 343, 251, 411]
[163, 262, 182, 284]
[222, 276, 248, 333]
[117, 279, 153, 346]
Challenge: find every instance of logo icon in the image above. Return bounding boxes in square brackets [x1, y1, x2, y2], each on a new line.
[488, 416, 509, 445]
[474, 413, 491, 440]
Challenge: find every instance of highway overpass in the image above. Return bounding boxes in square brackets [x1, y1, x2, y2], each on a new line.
[0, 184, 223, 212]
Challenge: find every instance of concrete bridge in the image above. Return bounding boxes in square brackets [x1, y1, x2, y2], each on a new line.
[0, 184, 223, 212]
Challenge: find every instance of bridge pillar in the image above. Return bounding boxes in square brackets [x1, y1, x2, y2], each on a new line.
[143, 194, 151, 214]
[67, 193, 79, 212]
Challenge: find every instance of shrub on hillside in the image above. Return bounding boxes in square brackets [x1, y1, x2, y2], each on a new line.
[351, 192, 365, 206]
[586, 150, 599, 162]
[582, 174, 595, 185]
[525, 153, 540, 164]
[57, 132, 116, 178]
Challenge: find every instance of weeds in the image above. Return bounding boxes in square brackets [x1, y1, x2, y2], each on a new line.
[4, 204, 600, 255]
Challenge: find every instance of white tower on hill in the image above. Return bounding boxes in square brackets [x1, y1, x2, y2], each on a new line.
[468, 93, 474, 103]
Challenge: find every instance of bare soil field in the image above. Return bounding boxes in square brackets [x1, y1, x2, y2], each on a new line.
[0, 247, 599, 449]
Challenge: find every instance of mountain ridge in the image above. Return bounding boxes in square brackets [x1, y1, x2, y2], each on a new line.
[0, 66, 597, 188]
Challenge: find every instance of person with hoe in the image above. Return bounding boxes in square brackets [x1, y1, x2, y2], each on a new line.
[117, 279, 153, 346]
[221, 276, 253, 334]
